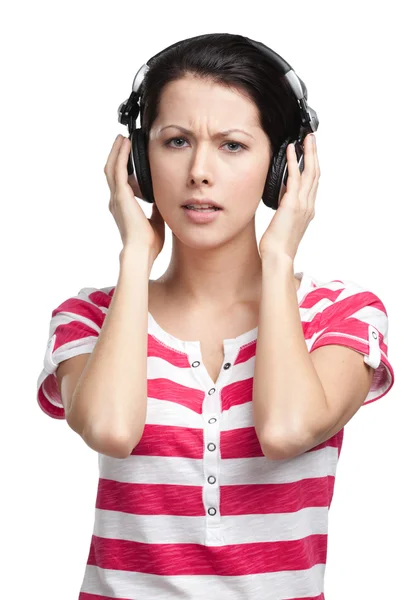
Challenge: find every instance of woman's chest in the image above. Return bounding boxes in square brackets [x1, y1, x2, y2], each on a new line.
[165, 322, 254, 383]
[150, 310, 258, 384]
[197, 337, 229, 385]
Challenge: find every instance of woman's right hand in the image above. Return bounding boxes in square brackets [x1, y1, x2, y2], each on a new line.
[104, 134, 165, 261]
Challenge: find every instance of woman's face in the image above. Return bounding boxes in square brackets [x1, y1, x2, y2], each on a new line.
[147, 74, 272, 248]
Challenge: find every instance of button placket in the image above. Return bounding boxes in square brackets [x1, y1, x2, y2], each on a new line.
[187, 342, 238, 545]
[202, 386, 221, 530]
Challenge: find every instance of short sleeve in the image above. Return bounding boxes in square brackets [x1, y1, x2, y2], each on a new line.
[36, 286, 111, 419]
[309, 280, 395, 405]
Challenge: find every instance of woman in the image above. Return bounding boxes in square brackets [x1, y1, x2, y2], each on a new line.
[37, 33, 395, 600]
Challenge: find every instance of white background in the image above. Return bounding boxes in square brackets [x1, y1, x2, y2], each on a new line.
[1, 1, 416, 598]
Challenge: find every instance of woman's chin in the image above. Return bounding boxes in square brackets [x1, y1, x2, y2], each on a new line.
[173, 227, 228, 250]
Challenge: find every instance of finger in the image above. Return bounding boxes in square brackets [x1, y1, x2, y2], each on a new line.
[308, 139, 320, 210]
[104, 134, 124, 194]
[308, 148, 320, 211]
[300, 135, 317, 195]
[313, 137, 321, 179]
[115, 137, 131, 189]
[285, 142, 301, 194]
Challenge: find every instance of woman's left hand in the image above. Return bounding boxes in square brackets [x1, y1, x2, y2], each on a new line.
[259, 133, 321, 261]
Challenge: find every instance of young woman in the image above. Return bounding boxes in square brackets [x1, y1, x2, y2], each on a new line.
[37, 33, 394, 600]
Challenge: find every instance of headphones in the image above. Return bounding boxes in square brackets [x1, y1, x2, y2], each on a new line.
[117, 36, 319, 210]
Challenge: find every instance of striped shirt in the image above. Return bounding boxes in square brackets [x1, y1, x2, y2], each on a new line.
[37, 271, 395, 600]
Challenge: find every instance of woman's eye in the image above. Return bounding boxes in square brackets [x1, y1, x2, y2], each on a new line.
[164, 137, 245, 153]
[166, 137, 187, 149]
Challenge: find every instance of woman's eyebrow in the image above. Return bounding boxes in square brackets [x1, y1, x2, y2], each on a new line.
[159, 124, 255, 140]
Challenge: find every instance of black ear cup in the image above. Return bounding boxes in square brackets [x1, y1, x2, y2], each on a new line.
[130, 128, 304, 210]
[261, 137, 290, 210]
[131, 128, 155, 204]
[262, 137, 305, 209]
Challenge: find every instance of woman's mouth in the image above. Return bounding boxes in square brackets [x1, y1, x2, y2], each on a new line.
[182, 205, 223, 223]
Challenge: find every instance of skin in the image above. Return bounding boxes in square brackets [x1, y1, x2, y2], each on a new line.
[146, 73, 301, 313]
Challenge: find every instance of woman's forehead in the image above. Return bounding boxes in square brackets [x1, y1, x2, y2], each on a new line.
[154, 78, 261, 132]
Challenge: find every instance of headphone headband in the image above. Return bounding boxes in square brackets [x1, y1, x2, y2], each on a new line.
[118, 38, 318, 140]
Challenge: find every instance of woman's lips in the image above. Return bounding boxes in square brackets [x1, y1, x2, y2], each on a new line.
[182, 206, 223, 224]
